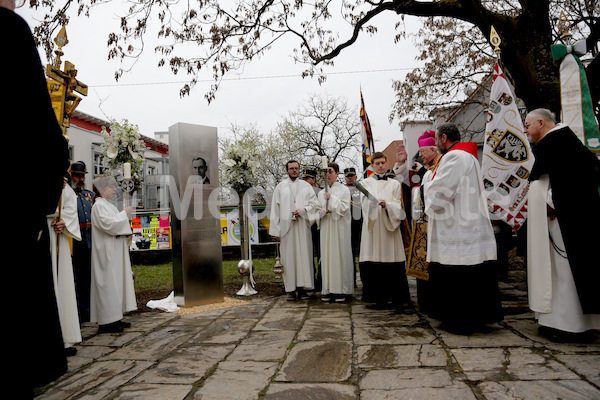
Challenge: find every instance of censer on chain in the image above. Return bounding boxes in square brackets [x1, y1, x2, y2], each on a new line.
[273, 242, 284, 277]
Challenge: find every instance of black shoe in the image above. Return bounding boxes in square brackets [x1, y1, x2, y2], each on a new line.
[64, 347, 77, 357]
[287, 292, 298, 301]
[366, 303, 389, 310]
[333, 294, 346, 303]
[118, 320, 131, 329]
[440, 322, 473, 335]
[297, 290, 310, 300]
[321, 295, 332, 302]
[538, 326, 592, 343]
[98, 321, 125, 334]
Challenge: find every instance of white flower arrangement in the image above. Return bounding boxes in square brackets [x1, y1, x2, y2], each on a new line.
[100, 119, 145, 192]
[222, 140, 260, 194]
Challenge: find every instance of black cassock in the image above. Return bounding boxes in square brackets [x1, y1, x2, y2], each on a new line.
[529, 125, 600, 314]
[1, 7, 70, 395]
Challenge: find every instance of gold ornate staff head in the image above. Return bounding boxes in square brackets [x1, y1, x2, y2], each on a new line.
[557, 11, 572, 42]
[53, 26, 69, 69]
[490, 26, 501, 56]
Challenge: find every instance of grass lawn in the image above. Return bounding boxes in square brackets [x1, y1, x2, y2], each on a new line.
[132, 258, 278, 293]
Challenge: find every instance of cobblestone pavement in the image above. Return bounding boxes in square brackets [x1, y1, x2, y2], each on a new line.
[35, 271, 600, 399]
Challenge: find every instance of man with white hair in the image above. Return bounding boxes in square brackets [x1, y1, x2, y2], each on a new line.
[525, 108, 600, 342]
[90, 176, 137, 334]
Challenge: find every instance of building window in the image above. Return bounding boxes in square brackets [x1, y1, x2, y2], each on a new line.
[148, 165, 156, 176]
[93, 151, 109, 177]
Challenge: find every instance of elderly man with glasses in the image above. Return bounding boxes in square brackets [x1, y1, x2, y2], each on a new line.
[525, 108, 600, 342]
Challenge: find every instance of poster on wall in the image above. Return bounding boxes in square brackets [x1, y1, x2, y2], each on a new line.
[220, 208, 258, 246]
[130, 213, 171, 250]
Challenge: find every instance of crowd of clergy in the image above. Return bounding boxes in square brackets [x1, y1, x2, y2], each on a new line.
[269, 118, 600, 339]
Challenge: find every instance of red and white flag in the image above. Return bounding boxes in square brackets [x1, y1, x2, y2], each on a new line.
[481, 62, 534, 230]
[360, 90, 375, 178]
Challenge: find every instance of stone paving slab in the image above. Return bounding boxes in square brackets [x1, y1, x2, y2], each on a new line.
[189, 318, 258, 344]
[264, 383, 357, 399]
[433, 322, 535, 348]
[253, 307, 306, 331]
[193, 360, 279, 400]
[276, 340, 353, 382]
[555, 354, 600, 386]
[360, 368, 455, 391]
[106, 325, 199, 360]
[108, 383, 193, 400]
[354, 325, 437, 345]
[297, 316, 352, 341]
[357, 344, 448, 368]
[34, 271, 600, 400]
[133, 344, 234, 384]
[38, 360, 154, 399]
[480, 380, 600, 400]
[361, 383, 478, 400]
[228, 330, 295, 361]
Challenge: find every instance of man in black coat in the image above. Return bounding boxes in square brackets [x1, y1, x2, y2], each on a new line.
[525, 108, 600, 340]
[2, 1, 70, 394]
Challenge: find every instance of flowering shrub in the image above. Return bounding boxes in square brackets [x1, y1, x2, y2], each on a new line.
[221, 140, 260, 194]
[101, 119, 145, 192]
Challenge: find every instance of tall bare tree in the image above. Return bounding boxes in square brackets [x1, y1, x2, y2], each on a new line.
[275, 93, 361, 170]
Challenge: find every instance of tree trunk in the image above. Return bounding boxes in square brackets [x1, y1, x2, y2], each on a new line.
[491, 8, 561, 115]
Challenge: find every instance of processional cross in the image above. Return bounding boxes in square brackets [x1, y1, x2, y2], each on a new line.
[45, 26, 88, 136]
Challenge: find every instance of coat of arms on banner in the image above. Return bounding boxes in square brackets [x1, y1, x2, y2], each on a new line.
[482, 62, 534, 230]
[491, 130, 529, 163]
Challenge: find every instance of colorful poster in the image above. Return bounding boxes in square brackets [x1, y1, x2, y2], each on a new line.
[130, 212, 171, 250]
[482, 62, 534, 230]
[226, 208, 258, 245]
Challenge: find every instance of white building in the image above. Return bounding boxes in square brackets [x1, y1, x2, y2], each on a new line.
[67, 110, 170, 210]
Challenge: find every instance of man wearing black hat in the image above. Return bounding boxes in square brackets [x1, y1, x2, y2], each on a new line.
[302, 168, 322, 291]
[71, 161, 94, 322]
[345, 167, 362, 289]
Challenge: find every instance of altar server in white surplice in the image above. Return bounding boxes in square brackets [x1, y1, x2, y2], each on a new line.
[424, 123, 502, 334]
[358, 152, 410, 311]
[90, 176, 137, 334]
[317, 162, 354, 302]
[269, 160, 318, 300]
[48, 177, 82, 352]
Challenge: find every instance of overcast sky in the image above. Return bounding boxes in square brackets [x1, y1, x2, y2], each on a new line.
[19, 4, 425, 152]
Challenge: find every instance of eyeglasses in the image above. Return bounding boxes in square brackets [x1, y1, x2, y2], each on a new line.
[524, 120, 540, 129]
[16, 0, 26, 8]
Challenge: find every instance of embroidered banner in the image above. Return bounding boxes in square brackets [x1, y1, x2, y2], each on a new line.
[481, 62, 534, 230]
[406, 220, 429, 280]
[551, 41, 600, 152]
[360, 90, 375, 177]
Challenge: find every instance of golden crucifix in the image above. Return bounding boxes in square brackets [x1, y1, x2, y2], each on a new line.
[45, 26, 88, 136]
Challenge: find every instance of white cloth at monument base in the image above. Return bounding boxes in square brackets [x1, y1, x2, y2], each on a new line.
[358, 177, 406, 263]
[90, 197, 137, 325]
[47, 185, 82, 348]
[146, 291, 180, 312]
[424, 149, 497, 265]
[269, 178, 318, 292]
[317, 181, 354, 295]
[527, 176, 600, 333]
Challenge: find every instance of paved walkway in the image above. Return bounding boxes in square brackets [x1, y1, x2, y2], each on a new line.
[35, 271, 600, 399]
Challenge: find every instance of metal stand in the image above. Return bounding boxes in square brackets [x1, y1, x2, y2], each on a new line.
[236, 194, 257, 296]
